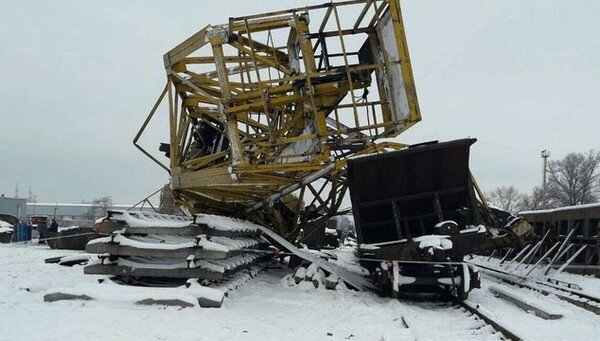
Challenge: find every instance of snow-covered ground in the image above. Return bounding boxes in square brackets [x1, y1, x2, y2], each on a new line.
[468, 256, 600, 339]
[470, 275, 600, 339]
[1, 244, 599, 340]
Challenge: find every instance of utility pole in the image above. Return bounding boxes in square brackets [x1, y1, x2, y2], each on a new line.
[541, 150, 550, 207]
[32, 195, 37, 215]
[15, 183, 19, 198]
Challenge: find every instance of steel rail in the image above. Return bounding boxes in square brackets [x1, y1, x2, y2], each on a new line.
[474, 261, 600, 315]
[460, 299, 524, 341]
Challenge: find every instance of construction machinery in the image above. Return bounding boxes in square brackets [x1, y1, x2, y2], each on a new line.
[135, 0, 420, 243]
[83, 0, 532, 299]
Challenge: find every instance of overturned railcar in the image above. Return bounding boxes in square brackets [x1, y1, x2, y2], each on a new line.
[347, 138, 486, 299]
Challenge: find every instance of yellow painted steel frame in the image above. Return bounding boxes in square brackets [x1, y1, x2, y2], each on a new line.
[140, 0, 421, 240]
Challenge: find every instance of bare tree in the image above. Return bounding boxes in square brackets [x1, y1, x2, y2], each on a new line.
[86, 196, 113, 220]
[547, 150, 600, 206]
[486, 186, 523, 213]
[518, 186, 557, 211]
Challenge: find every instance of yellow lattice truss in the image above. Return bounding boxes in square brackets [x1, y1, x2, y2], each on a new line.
[136, 0, 421, 241]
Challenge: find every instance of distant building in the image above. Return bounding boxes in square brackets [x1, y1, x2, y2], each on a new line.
[0, 195, 27, 218]
[1, 194, 155, 226]
[26, 202, 152, 221]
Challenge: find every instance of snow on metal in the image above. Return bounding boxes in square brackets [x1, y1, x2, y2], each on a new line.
[105, 210, 192, 228]
[194, 213, 261, 233]
[519, 202, 600, 215]
[253, 222, 376, 292]
[413, 235, 453, 251]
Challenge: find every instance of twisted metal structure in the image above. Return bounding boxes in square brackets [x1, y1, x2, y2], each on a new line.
[136, 0, 421, 241]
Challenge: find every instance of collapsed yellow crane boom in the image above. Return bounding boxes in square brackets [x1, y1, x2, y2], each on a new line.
[136, 0, 421, 241]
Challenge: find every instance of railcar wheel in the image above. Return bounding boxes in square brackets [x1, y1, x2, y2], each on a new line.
[455, 265, 469, 301]
[456, 281, 469, 301]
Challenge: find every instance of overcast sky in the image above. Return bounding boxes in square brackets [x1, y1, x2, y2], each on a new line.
[0, 0, 598, 204]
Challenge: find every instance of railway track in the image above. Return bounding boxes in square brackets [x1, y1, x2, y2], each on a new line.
[472, 261, 600, 315]
[399, 299, 521, 341]
[398, 288, 524, 341]
[534, 279, 600, 314]
[458, 299, 523, 341]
